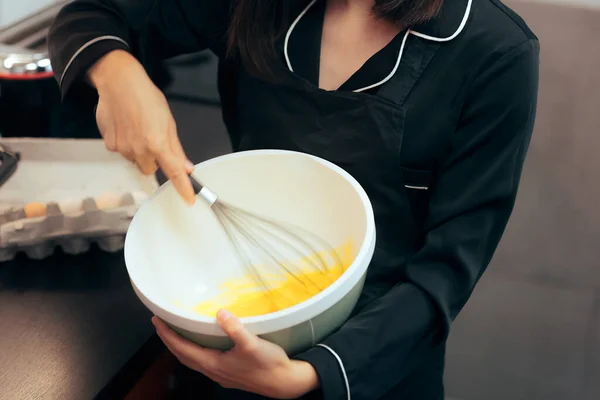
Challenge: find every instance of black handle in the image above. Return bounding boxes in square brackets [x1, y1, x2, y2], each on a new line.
[189, 175, 204, 195]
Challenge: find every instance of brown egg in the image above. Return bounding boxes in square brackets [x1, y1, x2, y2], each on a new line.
[131, 191, 149, 205]
[58, 198, 82, 215]
[24, 202, 47, 218]
[82, 198, 98, 212]
[96, 192, 121, 210]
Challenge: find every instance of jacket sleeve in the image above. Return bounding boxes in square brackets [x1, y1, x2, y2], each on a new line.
[295, 39, 540, 400]
[47, 0, 229, 109]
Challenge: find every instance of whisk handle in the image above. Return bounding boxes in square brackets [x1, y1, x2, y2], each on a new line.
[189, 175, 204, 194]
[189, 175, 218, 206]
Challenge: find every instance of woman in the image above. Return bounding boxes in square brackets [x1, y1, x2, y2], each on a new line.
[48, 0, 539, 399]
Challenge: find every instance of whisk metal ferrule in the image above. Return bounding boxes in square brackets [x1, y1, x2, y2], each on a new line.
[199, 187, 218, 206]
[189, 175, 218, 206]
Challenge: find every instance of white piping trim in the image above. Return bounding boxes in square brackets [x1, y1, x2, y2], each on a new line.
[283, 0, 472, 93]
[284, 0, 318, 72]
[410, 0, 473, 42]
[316, 344, 351, 400]
[59, 36, 130, 87]
[356, 0, 472, 91]
[405, 185, 429, 190]
[354, 29, 410, 93]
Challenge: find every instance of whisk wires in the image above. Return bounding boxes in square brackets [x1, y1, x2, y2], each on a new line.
[189, 175, 346, 308]
[212, 201, 344, 292]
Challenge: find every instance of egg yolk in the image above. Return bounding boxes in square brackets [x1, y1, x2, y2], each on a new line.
[192, 239, 356, 318]
[24, 202, 47, 218]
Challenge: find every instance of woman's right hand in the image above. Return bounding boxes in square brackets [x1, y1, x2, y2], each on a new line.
[88, 50, 196, 205]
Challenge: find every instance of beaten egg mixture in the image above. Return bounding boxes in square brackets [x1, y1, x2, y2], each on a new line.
[190, 239, 356, 318]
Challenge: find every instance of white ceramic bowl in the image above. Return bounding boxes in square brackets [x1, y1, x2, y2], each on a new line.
[124, 150, 375, 355]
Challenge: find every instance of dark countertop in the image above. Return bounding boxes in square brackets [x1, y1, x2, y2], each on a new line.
[0, 248, 163, 400]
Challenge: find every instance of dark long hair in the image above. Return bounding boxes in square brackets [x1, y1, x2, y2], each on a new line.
[227, 0, 444, 76]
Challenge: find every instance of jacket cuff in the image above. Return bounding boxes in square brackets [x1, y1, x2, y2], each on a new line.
[295, 344, 349, 400]
[58, 38, 129, 99]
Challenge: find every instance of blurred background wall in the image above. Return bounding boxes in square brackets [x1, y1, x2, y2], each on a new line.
[445, 1, 600, 399]
[0, 0, 56, 26]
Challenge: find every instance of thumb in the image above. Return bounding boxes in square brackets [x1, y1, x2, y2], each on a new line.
[95, 101, 109, 138]
[217, 309, 257, 351]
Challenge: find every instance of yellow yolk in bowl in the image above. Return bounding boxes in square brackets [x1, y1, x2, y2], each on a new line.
[191, 239, 356, 318]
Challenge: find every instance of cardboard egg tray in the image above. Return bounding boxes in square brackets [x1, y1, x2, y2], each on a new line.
[0, 138, 159, 262]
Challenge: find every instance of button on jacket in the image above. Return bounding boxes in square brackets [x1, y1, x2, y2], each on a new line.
[48, 1, 539, 399]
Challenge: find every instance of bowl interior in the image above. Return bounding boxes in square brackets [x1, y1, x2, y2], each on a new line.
[125, 151, 369, 321]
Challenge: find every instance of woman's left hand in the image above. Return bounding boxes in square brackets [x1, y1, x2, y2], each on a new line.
[152, 310, 319, 399]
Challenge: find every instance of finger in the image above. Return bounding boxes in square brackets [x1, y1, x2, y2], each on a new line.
[168, 130, 195, 175]
[154, 318, 208, 367]
[95, 104, 115, 151]
[121, 149, 135, 163]
[134, 151, 158, 175]
[117, 137, 135, 162]
[152, 317, 220, 369]
[136, 156, 158, 175]
[216, 310, 258, 352]
[101, 129, 117, 153]
[154, 147, 195, 205]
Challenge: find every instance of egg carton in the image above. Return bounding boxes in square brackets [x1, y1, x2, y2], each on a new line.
[0, 137, 159, 262]
[0, 192, 150, 261]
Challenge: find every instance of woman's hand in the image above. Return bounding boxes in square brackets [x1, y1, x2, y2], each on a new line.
[88, 50, 196, 205]
[152, 310, 320, 399]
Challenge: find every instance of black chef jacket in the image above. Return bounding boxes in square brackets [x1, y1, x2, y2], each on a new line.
[48, 1, 540, 399]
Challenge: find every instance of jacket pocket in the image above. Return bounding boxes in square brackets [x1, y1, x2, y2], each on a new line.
[401, 166, 434, 231]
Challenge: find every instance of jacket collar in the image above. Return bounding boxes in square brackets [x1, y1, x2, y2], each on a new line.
[410, 0, 472, 42]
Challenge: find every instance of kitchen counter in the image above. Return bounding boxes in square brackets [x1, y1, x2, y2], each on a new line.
[0, 247, 163, 400]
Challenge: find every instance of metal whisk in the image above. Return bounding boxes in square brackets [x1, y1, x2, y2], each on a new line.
[188, 175, 344, 294]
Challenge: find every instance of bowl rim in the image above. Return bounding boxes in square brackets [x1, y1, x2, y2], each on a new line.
[124, 149, 376, 336]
